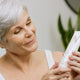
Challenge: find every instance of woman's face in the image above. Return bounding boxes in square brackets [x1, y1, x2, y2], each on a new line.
[4, 10, 38, 55]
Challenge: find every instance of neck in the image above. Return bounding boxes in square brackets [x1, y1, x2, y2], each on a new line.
[5, 51, 35, 72]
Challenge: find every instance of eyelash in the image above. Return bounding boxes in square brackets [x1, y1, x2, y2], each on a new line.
[14, 28, 22, 34]
[26, 21, 31, 25]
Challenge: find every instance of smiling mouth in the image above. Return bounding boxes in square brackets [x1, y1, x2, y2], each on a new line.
[26, 38, 36, 46]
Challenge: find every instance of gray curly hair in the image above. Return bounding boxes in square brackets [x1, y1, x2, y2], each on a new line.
[0, 0, 28, 42]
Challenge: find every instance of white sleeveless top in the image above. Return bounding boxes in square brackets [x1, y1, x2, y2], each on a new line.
[0, 73, 5, 80]
[45, 50, 55, 69]
[0, 50, 54, 80]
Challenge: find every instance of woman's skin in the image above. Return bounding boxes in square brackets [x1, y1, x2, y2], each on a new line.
[0, 10, 71, 80]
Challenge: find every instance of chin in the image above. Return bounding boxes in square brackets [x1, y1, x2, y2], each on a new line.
[31, 42, 38, 52]
[27, 41, 38, 52]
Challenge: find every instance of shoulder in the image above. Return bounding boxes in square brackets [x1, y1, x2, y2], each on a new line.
[34, 50, 46, 63]
[52, 51, 64, 63]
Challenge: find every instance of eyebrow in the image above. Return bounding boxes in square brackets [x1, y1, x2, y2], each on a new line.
[11, 16, 30, 30]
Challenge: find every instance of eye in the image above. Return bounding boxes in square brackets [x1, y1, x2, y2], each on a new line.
[26, 17, 32, 25]
[26, 21, 32, 25]
[14, 28, 22, 34]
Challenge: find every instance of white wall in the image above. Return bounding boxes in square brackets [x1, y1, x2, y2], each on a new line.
[0, 0, 77, 57]
[24, 0, 77, 51]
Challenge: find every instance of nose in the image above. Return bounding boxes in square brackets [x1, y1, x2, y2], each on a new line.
[24, 26, 33, 38]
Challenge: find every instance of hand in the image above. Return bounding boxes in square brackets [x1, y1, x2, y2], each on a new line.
[73, 75, 80, 80]
[68, 51, 80, 74]
[41, 62, 71, 80]
[68, 51, 80, 79]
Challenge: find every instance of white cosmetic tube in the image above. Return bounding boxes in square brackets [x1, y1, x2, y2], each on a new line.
[59, 31, 80, 67]
[0, 73, 5, 80]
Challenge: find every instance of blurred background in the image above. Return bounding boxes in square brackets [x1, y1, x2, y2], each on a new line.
[0, 0, 78, 56]
[25, 0, 77, 51]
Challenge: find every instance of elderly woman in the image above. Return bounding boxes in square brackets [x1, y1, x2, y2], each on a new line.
[0, 0, 79, 80]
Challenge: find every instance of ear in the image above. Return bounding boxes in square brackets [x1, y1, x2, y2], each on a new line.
[0, 41, 6, 48]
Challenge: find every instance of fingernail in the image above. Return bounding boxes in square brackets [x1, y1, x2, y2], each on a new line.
[55, 61, 59, 64]
[62, 53, 64, 56]
[68, 65, 71, 68]
[69, 55, 72, 58]
[68, 62, 71, 64]
[73, 51, 77, 55]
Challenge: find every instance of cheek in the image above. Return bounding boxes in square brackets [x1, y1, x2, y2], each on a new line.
[13, 37, 24, 46]
[6, 35, 24, 47]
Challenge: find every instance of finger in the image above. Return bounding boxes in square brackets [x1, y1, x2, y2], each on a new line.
[49, 72, 70, 80]
[70, 66, 80, 74]
[60, 77, 68, 80]
[49, 67, 71, 75]
[74, 75, 80, 80]
[41, 73, 49, 80]
[62, 53, 64, 56]
[68, 61, 80, 68]
[69, 56, 80, 62]
[56, 73, 70, 80]
[50, 62, 59, 70]
[73, 51, 80, 57]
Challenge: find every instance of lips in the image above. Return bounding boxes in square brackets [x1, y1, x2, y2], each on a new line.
[26, 38, 36, 46]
